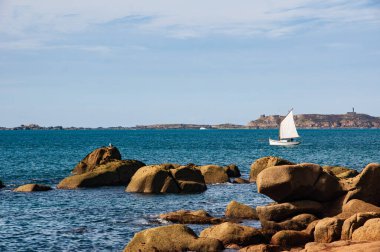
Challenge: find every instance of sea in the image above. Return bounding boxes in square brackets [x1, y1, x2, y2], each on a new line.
[1, 129, 380, 251]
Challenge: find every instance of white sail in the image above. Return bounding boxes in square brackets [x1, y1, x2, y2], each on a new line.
[279, 111, 300, 139]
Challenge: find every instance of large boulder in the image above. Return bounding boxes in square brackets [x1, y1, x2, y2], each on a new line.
[126, 165, 180, 193]
[224, 164, 241, 177]
[170, 165, 207, 193]
[257, 163, 344, 202]
[341, 212, 380, 240]
[256, 200, 323, 222]
[338, 199, 380, 219]
[249, 156, 294, 182]
[314, 217, 344, 243]
[159, 210, 225, 224]
[302, 240, 380, 252]
[352, 218, 380, 242]
[239, 244, 280, 252]
[13, 184, 52, 192]
[72, 146, 121, 174]
[270, 230, 311, 249]
[225, 201, 258, 219]
[344, 163, 380, 206]
[261, 213, 318, 231]
[200, 222, 265, 247]
[196, 165, 230, 184]
[123, 224, 223, 252]
[322, 166, 359, 179]
[58, 160, 145, 189]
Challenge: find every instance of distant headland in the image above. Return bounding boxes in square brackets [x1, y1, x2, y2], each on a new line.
[1, 111, 380, 130]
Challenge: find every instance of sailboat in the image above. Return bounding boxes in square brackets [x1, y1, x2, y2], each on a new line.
[269, 109, 300, 146]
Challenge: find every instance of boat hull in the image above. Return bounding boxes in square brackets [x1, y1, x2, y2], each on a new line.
[269, 138, 300, 146]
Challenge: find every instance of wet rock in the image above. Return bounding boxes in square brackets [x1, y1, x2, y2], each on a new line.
[341, 212, 380, 240]
[126, 165, 180, 193]
[58, 160, 145, 189]
[196, 165, 230, 184]
[224, 164, 241, 177]
[257, 163, 344, 202]
[256, 200, 323, 222]
[233, 178, 250, 184]
[270, 230, 311, 249]
[170, 165, 207, 193]
[302, 240, 380, 252]
[225, 201, 258, 219]
[249, 156, 294, 182]
[13, 184, 52, 192]
[261, 213, 318, 231]
[352, 218, 380, 242]
[314, 217, 344, 243]
[123, 224, 223, 252]
[159, 210, 225, 224]
[344, 163, 380, 206]
[322, 165, 359, 179]
[200, 222, 265, 247]
[239, 244, 280, 252]
[0, 180, 4, 188]
[72, 146, 121, 174]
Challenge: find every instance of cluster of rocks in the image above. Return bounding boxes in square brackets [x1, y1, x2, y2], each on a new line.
[124, 156, 380, 251]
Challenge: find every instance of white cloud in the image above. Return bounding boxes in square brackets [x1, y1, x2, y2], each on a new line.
[0, 0, 379, 47]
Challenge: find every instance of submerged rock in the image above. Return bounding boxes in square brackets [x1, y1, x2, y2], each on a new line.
[257, 163, 344, 202]
[0, 180, 4, 188]
[249, 156, 294, 182]
[72, 146, 121, 174]
[58, 160, 145, 189]
[159, 209, 225, 224]
[199, 222, 265, 247]
[232, 178, 250, 184]
[123, 224, 223, 252]
[196, 165, 230, 184]
[14, 184, 52, 192]
[225, 200, 258, 219]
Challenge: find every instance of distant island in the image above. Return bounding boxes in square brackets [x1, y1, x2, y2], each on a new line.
[1, 111, 380, 130]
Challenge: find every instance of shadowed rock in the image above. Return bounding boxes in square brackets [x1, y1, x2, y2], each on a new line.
[233, 178, 250, 184]
[225, 201, 258, 219]
[314, 217, 344, 243]
[249, 156, 294, 182]
[58, 160, 145, 189]
[322, 166, 359, 179]
[200, 222, 265, 247]
[270, 230, 311, 249]
[256, 200, 323, 222]
[0, 180, 4, 188]
[261, 213, 318, 231]
[239, 244, 280, 252]
[170, 165, 207, 193]
[341, 212, 380, 240]
[14, 184, 52, 192]
[72, 146, 122, 174]
[160, 209, 225, 224]
[257, 163, 344, 203]
[224, 164, 241, 177]
[123, 224, 223, 252]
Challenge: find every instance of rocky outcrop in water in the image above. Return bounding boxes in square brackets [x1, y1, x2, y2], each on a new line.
[249, 156, 294, 182]
[72, 146, 122, 174]
[13, 184, 52, 192]
[159, 210, 225, 224]
[196, 165, 231, 184]
[225, 200, 258, 219]
[58, 160, 145, 189]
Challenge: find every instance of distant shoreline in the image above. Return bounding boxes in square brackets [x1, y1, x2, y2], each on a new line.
[2, 112, 380, 130]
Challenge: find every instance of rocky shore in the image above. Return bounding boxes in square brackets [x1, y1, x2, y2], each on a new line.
[2, 146, 380, 251]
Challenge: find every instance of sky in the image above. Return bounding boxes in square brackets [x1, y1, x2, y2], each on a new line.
[0, 0, 379, 127]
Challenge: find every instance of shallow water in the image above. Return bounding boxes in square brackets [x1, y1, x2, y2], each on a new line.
[1, 129, 380, 251]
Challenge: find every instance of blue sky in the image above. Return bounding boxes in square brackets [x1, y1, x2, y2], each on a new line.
[0, 0, 379, 127]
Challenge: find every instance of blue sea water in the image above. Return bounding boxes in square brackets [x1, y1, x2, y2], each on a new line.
[1, 129, 380, 251]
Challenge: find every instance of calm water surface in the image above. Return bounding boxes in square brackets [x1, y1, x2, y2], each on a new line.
[1, 129, 380, 251]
